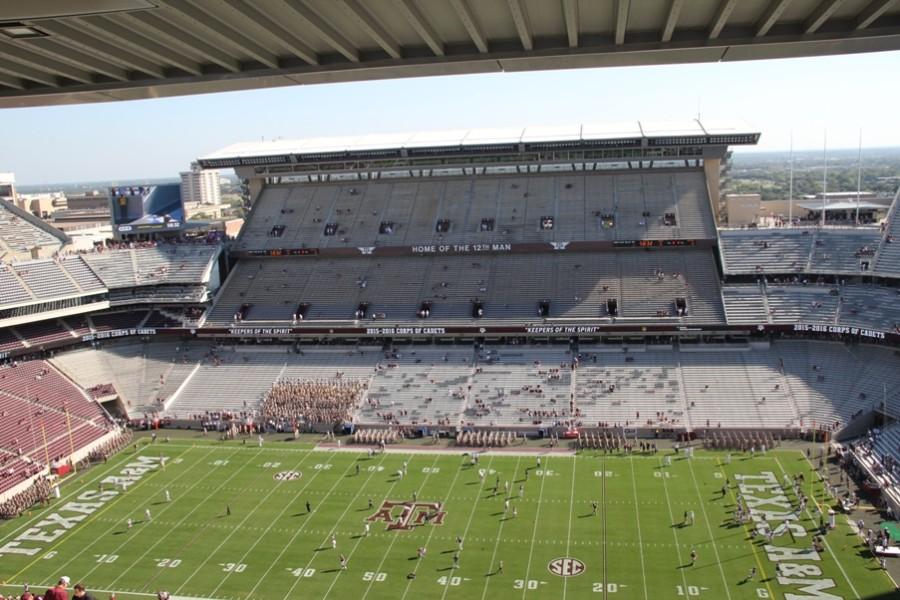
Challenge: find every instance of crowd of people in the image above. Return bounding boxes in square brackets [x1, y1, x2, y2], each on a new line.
[0, 474, 52, 519]
[456, 430, 518, 447]
[700, 430, 778, 452]
[0, 578, 173, 600]
[351, 428, 402, 445]
[260, 378, 366, 426]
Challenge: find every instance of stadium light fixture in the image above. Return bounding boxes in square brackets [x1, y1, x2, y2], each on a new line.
[0, 23, 48, 39]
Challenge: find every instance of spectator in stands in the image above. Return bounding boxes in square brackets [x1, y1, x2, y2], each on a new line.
[43, 577, 70, 600]
[72, 584, 97, 600]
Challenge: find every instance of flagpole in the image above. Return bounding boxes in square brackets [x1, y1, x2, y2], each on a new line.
[788, 132, 794, 227]
[855, 130, 863, 226]
[821, 130, 828, 227]
[65, 407, 76, 474]
[41, 421, 51, 468]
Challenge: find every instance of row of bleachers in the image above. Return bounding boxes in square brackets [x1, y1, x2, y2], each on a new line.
[0, 264, 32, 304]
[721, 282, 900, 331]
[719, 227, 881, 275]
[875, 199, 900, 275]
[206, 248, 724, 325]
[0, 201, 63, 258]
[0, 360, 109, 420]
[12, 259, 78, 298]
[79, 244, 218, 289]
[235, 170, 716, 252]
[51, 340, 898, 432]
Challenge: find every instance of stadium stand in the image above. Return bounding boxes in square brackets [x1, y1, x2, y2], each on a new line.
[80, 244, 218, 289]
[721, 282, 900, 331]
[40, 339, 900, 433]
[875, 198, 900, 276]
[719, 227, 881, 276]
[234, 170, 716, 252]
[0, 360, 118, 498]
[206, 248, 724, 325]
[0, 200, 66, 261]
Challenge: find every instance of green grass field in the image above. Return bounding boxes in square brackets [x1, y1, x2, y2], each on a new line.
[0, 440, 895, 600]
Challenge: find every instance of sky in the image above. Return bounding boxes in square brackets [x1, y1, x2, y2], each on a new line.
[2, 49, 900, 185]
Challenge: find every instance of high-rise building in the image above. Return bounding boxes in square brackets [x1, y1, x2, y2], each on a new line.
[180, 162, 221, 205]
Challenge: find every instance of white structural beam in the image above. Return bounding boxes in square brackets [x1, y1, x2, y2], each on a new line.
[78, 16, 203, 75]
[615, 0, 631, 45]
[160, 0, 280, 69]
[507, 0, 534, 51]
[450, 0, 488, 53]
[562, 0, 578, 47]
[804, 0, 846, 33]
[281, 0, 357, 62]
[756, 0, 793, 37]
[23, 39, 128, 81]
[0, 62, 57, 87]
[394, 0, 445, 56]
[0, 73, 25, 90]
[34, 20, 165, 77]
[223, 0, 318, 64]
[855, 0, 898, 29]
[662, 0, 685, 42]
[0, 40, 92, 83]
[709, 0, 739, 39]
[338, 0, 401, 59]
[123, 11, 240, 73]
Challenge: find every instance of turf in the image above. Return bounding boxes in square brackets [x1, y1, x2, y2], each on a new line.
[0, 440, 895, 600]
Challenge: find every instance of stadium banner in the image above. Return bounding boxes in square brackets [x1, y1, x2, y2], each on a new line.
[82, 328, 158, 342]
[234, 238, 714, 259]
[790, 323, 887, 340]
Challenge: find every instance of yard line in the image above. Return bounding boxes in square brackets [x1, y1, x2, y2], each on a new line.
[774, 455, 861, 600]
[276, 451, 406, 599]
[169, 448, 316, 596]
[355, 454, 445, 600]
[0, 441, 154, 547]
[241, 452, 386, 599]
[8, 445, 204, 585]
[203, 449, 322, 597]
[520, 456, 549, 600]
[562, 455, 577, 600]
[627, 455, 648, 600]
[657, 457, 691, 598]
[107, 448, 252, 590]
[436, 456, 496, 600]
[714, 458, 775, 600]
[479, 455, 522, 600]
[685, 457, 733, 600]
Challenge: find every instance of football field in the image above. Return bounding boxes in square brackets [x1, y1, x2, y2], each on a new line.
[0, 439, 895, 600]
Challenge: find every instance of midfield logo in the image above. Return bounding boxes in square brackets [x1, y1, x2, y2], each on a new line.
[366, 501, 446, 531]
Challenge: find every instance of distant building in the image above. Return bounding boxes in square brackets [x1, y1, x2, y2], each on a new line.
[0, 172, 16, 201]
[180, 162, 221, 205]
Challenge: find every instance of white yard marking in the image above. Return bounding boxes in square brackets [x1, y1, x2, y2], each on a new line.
[657, 458, 692, 598]
[685, 458, 732, 600]
[204, 450, 322, 597]
[30, 446, 211, 585]
[109, 448, 254, 590]
[562, 455, 577, 600]
[0, 444, 162, 547]
[628, 455, 649, 600]
[520, 457, 549, 600]
[356, 454, 447, 600]
[278, 452, 409, 599]
[434, 457, 495, 600]
[479, 455, 522, 600]
[242, 452, 391, 600]
[774, 456, 861, 600]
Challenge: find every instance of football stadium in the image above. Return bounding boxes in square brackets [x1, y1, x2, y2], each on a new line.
[3, 2, 900, 600]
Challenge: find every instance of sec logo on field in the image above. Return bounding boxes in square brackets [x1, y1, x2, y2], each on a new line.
[548, 557, 585, 577]
[274, 471, 301, 481]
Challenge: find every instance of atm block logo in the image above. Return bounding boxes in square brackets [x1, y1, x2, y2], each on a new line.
[366, 501, 446, 531]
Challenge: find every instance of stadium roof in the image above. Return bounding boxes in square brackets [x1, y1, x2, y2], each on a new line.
[796, 201, 886, 210]
[199, 119, 759, 167]
[2, 0, 900, 108]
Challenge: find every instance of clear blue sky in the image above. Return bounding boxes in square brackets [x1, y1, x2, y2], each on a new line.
[2, 50, 899, 185]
